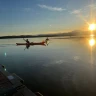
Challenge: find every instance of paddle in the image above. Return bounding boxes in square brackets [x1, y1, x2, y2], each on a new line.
[23, 38, 26, 42]
[24, 47, 27, 50]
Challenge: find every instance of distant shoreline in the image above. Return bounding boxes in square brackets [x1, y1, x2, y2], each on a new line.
[0, 33, 92, 39]
[0, 36, 45, 39]
[0, 34, 70, 39]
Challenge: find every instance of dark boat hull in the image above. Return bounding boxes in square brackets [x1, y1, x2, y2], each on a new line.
[16, 42, 46, 46]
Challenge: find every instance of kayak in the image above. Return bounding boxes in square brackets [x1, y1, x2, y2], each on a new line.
[16, 42, 46, 46]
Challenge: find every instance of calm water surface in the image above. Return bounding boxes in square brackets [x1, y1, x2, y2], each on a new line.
[0, 38, 96, 96]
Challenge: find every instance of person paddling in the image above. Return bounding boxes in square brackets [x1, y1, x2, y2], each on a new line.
[23, 38, 30, 44]
[45, 37, 49, 45]
[46, 37, 49, 41]
[45, 37, 49, 43]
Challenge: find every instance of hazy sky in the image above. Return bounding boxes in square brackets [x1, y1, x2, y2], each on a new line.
[0, 0, 95, 35]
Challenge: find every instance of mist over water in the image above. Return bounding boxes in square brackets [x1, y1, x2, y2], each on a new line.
[0, 38, 96, 96]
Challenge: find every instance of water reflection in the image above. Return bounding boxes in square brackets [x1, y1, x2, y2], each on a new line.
[89, 35, 95, 66]
[90, 34, 94, 37]
[24, 43, 47, 50]
[24, 45, 31, 50]
[4, 52, 7, 57]
[1, 38, 96, 96]
[89, 37, 95, 47]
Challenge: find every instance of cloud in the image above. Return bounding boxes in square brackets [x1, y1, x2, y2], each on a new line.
[87, 4, 95, 8]
[23, 8, 31, 12]
[85, 4, 96, 10]
[38, 4, 66, 12]
[70, 9, 81, 14]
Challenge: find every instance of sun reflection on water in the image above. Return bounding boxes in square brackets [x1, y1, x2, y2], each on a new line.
[89, 37, 95, 47]
[88, 35, 95, 69]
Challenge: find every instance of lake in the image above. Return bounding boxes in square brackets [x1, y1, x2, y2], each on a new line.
[0, 37, 96, 96]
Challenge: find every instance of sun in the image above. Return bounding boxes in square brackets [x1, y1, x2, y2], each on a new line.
[89, 24, 96, 31]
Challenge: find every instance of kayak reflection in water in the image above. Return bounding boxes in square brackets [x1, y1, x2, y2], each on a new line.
[24, 45, 30, 50]
[23, 38, 30, 44]
[23, 38, 30, 50]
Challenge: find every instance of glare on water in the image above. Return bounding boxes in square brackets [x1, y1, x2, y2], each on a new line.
[89, 38, 95, 47]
